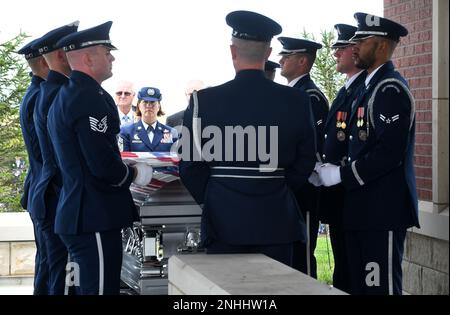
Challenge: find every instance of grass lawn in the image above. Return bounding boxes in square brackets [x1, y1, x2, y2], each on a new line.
[315, 234, 335, 285]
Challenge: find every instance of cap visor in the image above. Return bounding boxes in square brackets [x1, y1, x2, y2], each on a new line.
[349, 34, 374, 42]
[140, 97, 159, 102]
[331, 43, 353, 49]
[104, 43, 117, 50]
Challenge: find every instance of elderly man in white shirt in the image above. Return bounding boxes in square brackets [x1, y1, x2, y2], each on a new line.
[114, 80, 136, 127]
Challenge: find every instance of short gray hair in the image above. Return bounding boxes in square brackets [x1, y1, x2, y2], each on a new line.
[231, 37, 270, 63]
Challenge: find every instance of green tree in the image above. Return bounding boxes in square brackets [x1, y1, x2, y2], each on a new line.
[0, 32, 30, 212]
[301, 29, 346, 103]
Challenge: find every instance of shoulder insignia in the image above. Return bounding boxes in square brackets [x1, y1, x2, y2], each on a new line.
[367, 78, 415, 131]
[379, 114, 400, 124]
[89, 116, 108, 133]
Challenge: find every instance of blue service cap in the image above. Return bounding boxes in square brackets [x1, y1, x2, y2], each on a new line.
[226, 10, 282, 42]
[56, 21, 117, 52]
[17, 38, 43, 60]
[138, 87, 162, 102]
[350, 12, 408, 42]
[31, 21, 79, 54]
[265, 60, 280, 71]
[278, 37, 323, 56]
[331, 24, 357, 48]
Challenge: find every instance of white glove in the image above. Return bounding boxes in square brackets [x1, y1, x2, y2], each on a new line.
[133, 162, 153, 186]
[317, 163, 341, 187]
[308, 171, 322, 187]
[314, 162, 323, 172]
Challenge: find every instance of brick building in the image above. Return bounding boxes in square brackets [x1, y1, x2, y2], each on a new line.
[384, 0, 448, 294]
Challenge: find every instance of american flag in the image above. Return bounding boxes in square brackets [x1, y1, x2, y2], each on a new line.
[121, 152, 180, 205]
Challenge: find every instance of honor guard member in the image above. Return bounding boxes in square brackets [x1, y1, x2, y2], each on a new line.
[47, 21, 153, 295]
[179, 10, 316, 267]
[318, 24, 366, 292]
[120, 87, 177, 152]
[17, 38, 50, 295]
[264, 60, 280, 81]
[31, 21, 79, 295]
[278, 37, 329, 278]
[318, 13, 420, 295]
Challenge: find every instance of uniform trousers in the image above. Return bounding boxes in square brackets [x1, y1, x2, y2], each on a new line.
[31, 215, 49, 295]
[60, 229, 122, 295]
[344, 229, 406, 295]
[329, 223, 349, 292]
[292, 183, 320, 278]
[37, 187, 69, 295]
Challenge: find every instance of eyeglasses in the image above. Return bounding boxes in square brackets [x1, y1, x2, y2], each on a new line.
[116, 91, 132, 96]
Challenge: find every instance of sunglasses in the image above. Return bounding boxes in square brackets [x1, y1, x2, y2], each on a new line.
[116, 91, 132, 96]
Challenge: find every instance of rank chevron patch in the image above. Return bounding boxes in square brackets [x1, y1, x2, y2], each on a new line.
[379, 114, 400, 124]
[89, 116, 108, 133]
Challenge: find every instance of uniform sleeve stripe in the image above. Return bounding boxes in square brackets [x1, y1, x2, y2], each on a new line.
[112, 163, 130, 187]
[368, 78, 415, 131]
[192, 90, 203, 160]
[306, 89, 329, 105]
[351, 161, 365, 186]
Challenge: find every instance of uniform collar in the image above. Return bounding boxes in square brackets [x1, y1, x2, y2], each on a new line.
[47, 70, 69, 85]
[70, 70, 102, 89]
[141, 120, 157, 132]
[345, 70, 365, 90]
[365, 61, 394, 87]
[288, 73, 309, 87]
[118, 108, 134, 120]
[31, 75, 45, 85]
[235, 69, 266, 80]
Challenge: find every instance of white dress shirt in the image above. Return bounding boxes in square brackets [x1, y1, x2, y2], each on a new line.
[288, 73, 309, 87]
[118, 109, 134, 127]
[141, 121, 157, 143]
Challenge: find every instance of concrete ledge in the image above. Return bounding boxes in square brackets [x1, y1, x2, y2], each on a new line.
[168, 254, 346, 295]
[411, 202, 449, 241]
[0, 213, 36, 277]
[0, 213, 34, 242]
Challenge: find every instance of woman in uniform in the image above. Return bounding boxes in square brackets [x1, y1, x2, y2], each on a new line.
[120, 87, 177, 152]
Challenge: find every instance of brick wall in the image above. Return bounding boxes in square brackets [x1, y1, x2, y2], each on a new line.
[384, 0, 433, 201]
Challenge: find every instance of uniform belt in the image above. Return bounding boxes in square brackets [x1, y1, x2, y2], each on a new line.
[210, 167, 285, 179]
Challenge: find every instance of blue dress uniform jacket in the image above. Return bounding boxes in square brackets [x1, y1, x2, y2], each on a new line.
[33, 70, 67, 219]
[320, 71, 366, 224]
[179, 70, 316, 246]
[293, 74, 329, 158]
[292, 74, 329, 217]
[47, 71, 137, 235]
[33, 70, 70, 295]
[319, 71, 366, 292]
[19, 74, 50, 295]
[120, 120, 178, 152]
[340, 61, 420, 230]
[291, 74, 329, 277]
[19, 75, 45, 215]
